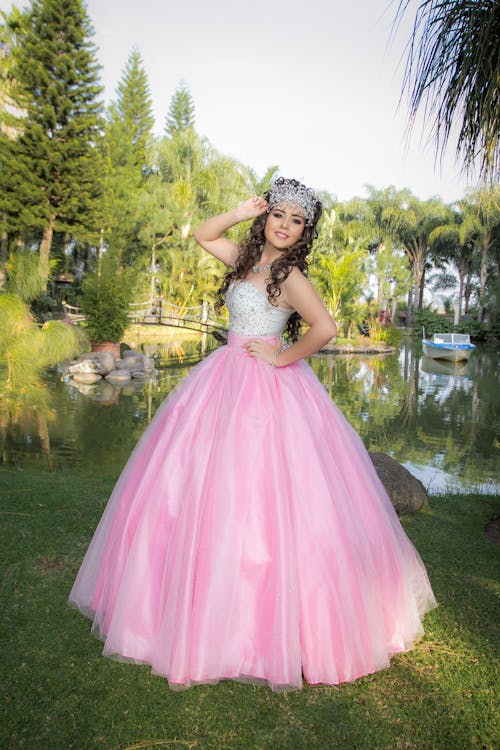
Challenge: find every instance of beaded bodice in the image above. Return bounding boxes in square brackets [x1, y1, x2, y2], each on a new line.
[226, 281, 294, 336]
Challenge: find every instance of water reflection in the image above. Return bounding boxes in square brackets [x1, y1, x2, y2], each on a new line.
[1, 337, 499, 495]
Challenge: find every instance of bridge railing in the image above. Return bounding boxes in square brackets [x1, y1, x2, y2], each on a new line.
[61, 302, 86, 322]
[62, 298, 227, 333]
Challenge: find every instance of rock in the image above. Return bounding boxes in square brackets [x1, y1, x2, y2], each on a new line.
[115, 356, 144, 371]
[369, 452, 429, 514]
[105, 369, 131, 382]
[122, 349, 143, 359]
[130, 370, 151, 380]
[68, 359, 104, 375]
[78, 351, 115, 374]
[485, 512, 500, 546]
[141, 355, 155, 372]
[72, 372, 102, 384]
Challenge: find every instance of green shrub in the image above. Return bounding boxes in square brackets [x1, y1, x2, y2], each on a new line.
[79, 264, 132, 344]
[368, 319, 403, 347]
[414, 308, 451, 336]
[454, 319, 488, 340]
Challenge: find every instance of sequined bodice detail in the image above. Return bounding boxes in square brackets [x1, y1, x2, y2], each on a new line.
[226, 281, 294, 336]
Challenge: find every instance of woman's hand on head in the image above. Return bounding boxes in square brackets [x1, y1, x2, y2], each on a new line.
[234, 196, 269, 222]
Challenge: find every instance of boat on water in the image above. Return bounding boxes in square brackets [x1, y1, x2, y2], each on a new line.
[422, 332, 476, 362]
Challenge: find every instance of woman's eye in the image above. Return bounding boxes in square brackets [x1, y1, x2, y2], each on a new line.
[293, 218, 303, 225]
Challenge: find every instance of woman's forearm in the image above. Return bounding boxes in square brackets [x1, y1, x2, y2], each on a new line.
[194, 207, 249, 243]
[276, 320, 337, 367]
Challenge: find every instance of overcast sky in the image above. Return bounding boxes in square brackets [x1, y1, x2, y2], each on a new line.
[1, 0, 475, 203]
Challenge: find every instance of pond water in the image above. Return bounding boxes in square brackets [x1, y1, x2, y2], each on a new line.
[2, 336, 499, 495]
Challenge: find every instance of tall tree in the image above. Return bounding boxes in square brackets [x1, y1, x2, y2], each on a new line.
[311, 209, 367, 336]
[382, 193, 447, 320]
[0, 7, 29, 288]
[102, 50, 155, 261]
[165, 81, 195, 136]
[0, 7, 28, 137]
[429, 203, 480, 323]
[395, 0, 500, 182]
[340, 188, 403, 307]
[469, 186, 500, 322]
[1, 0, 104, 284]
[115, 48, 155, 172]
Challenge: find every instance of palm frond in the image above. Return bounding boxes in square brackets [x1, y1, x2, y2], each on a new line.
[395, 0, 500, 182]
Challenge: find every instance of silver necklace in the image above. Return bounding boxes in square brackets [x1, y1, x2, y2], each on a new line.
[252, 262, 272, 273]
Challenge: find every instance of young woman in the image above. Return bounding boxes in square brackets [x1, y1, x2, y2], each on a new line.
[69, 176, 437, 691]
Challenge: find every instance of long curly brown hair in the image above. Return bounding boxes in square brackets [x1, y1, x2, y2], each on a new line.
[215, 184, 323, 341]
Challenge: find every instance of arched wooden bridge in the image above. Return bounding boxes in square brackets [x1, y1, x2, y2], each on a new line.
[62, 299, 228, 337]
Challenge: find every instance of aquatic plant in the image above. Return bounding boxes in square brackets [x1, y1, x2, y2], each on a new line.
[0, 293, 79, 408]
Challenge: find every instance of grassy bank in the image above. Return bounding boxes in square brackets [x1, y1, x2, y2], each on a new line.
[0, 469, 498, 750]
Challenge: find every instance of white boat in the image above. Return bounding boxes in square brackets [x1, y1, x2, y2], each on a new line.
[422, 332, 476, 362]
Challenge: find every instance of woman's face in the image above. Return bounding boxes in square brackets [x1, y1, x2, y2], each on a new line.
[264, 201, 306, 250]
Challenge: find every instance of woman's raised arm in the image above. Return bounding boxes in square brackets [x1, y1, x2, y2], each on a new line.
[194, 197, 268, 267]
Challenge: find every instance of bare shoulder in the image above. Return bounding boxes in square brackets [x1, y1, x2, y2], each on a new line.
[281, 267, 331, 326]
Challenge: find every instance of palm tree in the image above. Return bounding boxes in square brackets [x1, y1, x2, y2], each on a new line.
[395, 0, 500, 183]
[311, 209, 367, 336]
[468, 185, 500, 322]
[381, 193, 447, 320]
[429, 203, 480, 323]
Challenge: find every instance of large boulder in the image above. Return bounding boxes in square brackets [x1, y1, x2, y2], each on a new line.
[115, 355, 144, 371]
[78, 351, 116, 375]
[141, 355, 155, 372]
[72, 372, 102, 384]
[68, 359, 104, 375]
[369, 452, 429, 514]
[114, 353, 154, 374]
[130, 370, 151, 380]
[105, 369, 131, 382]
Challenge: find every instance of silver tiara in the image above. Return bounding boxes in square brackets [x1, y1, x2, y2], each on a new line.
[268, 174, 318, 225]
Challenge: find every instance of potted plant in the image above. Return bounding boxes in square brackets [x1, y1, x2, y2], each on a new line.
[79, 261, 132, 358]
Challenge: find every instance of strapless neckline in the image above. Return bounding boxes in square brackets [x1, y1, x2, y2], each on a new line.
[236, 280, 293, 311]
[226, 280, 294, 336]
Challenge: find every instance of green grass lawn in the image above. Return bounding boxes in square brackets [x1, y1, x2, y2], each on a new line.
[1, 469, 498, 750]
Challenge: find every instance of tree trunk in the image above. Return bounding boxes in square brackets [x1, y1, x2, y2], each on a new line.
[417, 262, 426, 309]
[150, 240, 156, 303]
[455, 272, 464, 325]
[0, 213, 8, 293]
[39, 214, 56, 286]
[97, 227, 104, 277]
[464, 274, 472, 315]
[478, 232, 490, 323]
[1, 213, 8, 264]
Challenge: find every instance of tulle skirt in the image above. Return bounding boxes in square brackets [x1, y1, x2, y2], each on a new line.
[69, 332, 437, 690]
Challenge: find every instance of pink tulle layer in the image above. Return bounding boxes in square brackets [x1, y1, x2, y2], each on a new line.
[69, 332, 437, 690]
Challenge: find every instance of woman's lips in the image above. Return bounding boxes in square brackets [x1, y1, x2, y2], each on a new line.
[275, 232, 288, 239]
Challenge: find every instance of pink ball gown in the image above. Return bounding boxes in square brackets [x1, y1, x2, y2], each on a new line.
[69, 280, 437, 691]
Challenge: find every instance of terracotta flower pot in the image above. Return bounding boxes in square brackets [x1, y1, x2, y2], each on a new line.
[91, 341, 121, 359]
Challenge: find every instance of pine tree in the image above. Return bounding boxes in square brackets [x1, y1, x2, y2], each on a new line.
[0, 8, 30, 287]
[0, 7, 29, 138]
[102, 50, 155, 262]
[165, 81, 195, 136]
[0, 0, 104, 284]
[115, 48, 155, 171]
